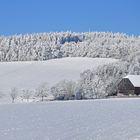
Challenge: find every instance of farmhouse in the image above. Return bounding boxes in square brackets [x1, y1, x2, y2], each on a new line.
[118, 75, 140, 96]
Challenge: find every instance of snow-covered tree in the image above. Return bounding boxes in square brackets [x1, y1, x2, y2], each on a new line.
[50, 86, 59, 100]
[36, 83, 49, 101]
[21, 89, 32, 102]
[0, 32, 139, 62]
[79, 61, 129, 99]
[51, 80, 76, 100]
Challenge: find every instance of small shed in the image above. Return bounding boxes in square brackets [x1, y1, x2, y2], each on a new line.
[118, 75, 140, 95]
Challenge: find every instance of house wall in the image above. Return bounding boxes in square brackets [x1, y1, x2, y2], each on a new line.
[134, 87, 140, 95]
[118, 78, 135, 95]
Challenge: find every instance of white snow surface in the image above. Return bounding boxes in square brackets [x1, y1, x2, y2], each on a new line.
[125, 75, 140, 87]
[0, 98, 140, 140]
[0, 57, 117, 93]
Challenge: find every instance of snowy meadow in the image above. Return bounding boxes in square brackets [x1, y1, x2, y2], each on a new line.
[0, 98, 140, 140]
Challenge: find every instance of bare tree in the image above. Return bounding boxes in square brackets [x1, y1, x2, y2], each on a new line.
[10, 88, 18, 103]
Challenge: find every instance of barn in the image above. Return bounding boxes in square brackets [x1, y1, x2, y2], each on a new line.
[118, 75, 140, 96]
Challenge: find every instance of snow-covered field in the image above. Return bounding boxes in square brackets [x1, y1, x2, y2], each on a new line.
[0, 57, 117, 93]
[0, 98, 140, 140]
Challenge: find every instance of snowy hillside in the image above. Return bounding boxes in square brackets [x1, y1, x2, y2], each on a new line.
[0, 57, 117, 94]
[1, 32, 140, 100]
[0, 98, 140, 140]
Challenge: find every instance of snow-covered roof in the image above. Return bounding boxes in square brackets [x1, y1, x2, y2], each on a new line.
[124, 75, 140, 87]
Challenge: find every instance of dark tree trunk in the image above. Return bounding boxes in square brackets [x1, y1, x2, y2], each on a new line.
[41, 96, 44, 101]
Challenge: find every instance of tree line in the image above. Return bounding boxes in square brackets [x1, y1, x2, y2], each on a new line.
[0, 32, 140, 62]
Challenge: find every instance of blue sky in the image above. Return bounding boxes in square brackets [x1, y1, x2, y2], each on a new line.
[0, 0, 140, 35]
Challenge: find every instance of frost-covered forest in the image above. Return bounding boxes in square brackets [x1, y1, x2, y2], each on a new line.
[1, 32, 140, 101]
[0, 32, 140, 61]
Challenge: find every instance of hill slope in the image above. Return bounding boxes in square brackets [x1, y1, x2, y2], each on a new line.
[0, 57, 117, 93]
